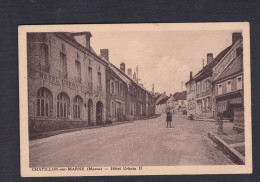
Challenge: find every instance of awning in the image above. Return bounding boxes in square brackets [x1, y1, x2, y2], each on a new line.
[230, 97, 242, 104]
[217, 100, 227, 113]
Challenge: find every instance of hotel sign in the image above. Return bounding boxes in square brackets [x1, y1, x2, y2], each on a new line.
[40, 72, 89, 94]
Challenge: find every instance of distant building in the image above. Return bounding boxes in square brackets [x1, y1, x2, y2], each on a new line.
[155, 93, 168, 114]
[185, 72, 196, 117]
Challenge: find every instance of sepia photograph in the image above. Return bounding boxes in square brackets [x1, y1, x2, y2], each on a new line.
[19, 23, 252, 176]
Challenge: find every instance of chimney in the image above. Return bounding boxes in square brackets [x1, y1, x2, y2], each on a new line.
[127, 68, 132, 76]
[236, 47, 243, 57]
[133, 72, 137, 81]
[232, 32, 242, 44]
[100, 49, 109, 61]
[190, 71, 193, 80]
[85, 32, 92, 50]
[120, 62, 125, 72]
[207, 53, 213, 64]
[71, 32, 92, 50]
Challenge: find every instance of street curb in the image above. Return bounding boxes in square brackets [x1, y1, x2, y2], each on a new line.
[208, 131, 245, 165]
[30, 120, 134, 140]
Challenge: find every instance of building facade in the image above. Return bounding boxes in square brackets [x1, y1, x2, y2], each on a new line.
[187, 32, 243, 120]
[27, 32, 107, 132]
[106, 61, 129, 123]
[212, 33, 243, 125]
[155, 93, 168, 114]
[185, 72, 196, 117]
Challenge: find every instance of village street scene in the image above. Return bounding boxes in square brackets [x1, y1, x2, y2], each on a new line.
[27, 30, 245, 167]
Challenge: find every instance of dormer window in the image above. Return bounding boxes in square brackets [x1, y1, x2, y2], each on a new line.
[226, 80, 231, 93]
[237, 76, 242, 90]
[218, 84, 222, 95]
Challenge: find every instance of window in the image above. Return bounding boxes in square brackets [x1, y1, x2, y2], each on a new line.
[202, 80, 206, 92]
[75, 60, 81, 83]
[117, 81, 120, 94]
[122, 102, 125, 115]
[197, 82, 201, 94]
[226, 80, 231, 93]
[98, 72, 102, 90]
[237, 76, 242, 90]
[110, 81, 115, 95]
[110, 100, 115, 116]
[207, 97, 211, 110]
[36, 88, 52, 117]
[41, 44, 49, 68]
[130, 102, 132, 115]
[73, 96, 83, 119]
[60, 52, 67, 79]
[218, 84, 222, 95]
[88, 67, 92, 82]
[120, 83, 123, 96]
[206, 79, 210, 90]
[57, 92, 70, 118]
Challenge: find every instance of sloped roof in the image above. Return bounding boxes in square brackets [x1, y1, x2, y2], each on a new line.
[156, 94, 162, 100]
[109, 63, 132, 85]
[172, 91, 187, 101]
[193, 45, 232, 81]
[60, 32, 99, 56]
[215, 53, 243, 82]
[157, 96, 169, 105]
[173, 92, 182, 101]
[179, 91, 187, 100]
[156, 93, 167, 104]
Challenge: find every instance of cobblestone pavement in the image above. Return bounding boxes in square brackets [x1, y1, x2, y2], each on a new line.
[29, 114, 234, 167]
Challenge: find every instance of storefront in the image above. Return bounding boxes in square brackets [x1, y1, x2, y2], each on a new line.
[216, 91, 243, 122]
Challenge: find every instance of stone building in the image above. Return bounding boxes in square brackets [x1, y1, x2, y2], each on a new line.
[187, 32, 243, 120]
[168, 91, 187, 115]
[146, 91, 156, 117]
[128, 76, 147, 120]
[185, 72, 196, 117]
[105, 55, 155, 122]
[212, 33, 243, 127]
[27, 32, 107, 132]
[155, 92, 168, 114]
[106, 59, 129, 122]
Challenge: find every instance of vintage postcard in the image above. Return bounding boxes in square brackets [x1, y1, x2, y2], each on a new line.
[19, 23, 252, 177]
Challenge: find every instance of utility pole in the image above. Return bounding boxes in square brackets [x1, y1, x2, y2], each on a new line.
[202, 58, 205, 68]
[136, 65, 139, 83]
[152, 84, 154, 94]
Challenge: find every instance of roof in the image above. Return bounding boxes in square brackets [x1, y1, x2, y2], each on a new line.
[109, 63, 132, 86]
[215, 53, 243, 82]
[172, 91, 187, 101]
[157, 96, 169, 105]
[156, 93, 167, 104]
[179, 91, 187, 100]
[57, 32, 107, 64]
[193, 45, 232, 82]
[156, 94, 162, 101]
[173, 92, 182, 101]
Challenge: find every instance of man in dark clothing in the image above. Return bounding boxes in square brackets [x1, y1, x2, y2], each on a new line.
[166, 111, 172, 128]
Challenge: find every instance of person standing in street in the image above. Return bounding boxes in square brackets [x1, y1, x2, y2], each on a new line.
[166, 110, 172, 128]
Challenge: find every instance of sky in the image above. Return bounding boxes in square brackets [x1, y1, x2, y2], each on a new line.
[90, 30, 238, 95]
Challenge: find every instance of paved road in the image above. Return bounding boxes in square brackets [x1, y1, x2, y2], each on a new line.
[30, 114, 234, 167]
